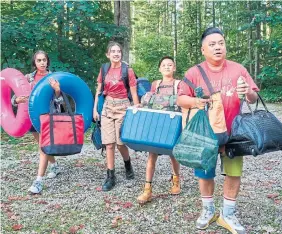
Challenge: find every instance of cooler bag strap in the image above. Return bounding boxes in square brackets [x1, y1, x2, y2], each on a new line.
[183, 77, 197, 90]
[196, 65, 215, 94]
[60, 92, 78, 145]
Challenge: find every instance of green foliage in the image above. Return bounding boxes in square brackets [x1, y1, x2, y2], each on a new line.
[1, 1, 126, 93]
[133, 35, 173, 81]
[132, 0, 282, 102]
[259, 86, 282, 103]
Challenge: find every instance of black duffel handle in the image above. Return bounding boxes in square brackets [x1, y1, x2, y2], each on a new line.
[241, 93, 269, 115]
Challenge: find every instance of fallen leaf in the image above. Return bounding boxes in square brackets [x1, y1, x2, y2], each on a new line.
[21, 160, 32, 164]
[75, 160, 84, 167]
[164, 214, 169, 221]
[267, 193, 279, 199]
[8, 196, 29, 201]
[79, 224, 85, 229]
[69, 226, 80, 233]
[184, 213, 196, 221]
[35, 200, 49, 205]
[12, 224, 23, 231]
[48, 204, 62, 210]
[111, 205, 121, 211]
[10, 215, 18, 220]
[54, 204, 62, 209]
[274, 199, 281, 204]
[122, 202, 133, 209]
[111, 216, 122, 228]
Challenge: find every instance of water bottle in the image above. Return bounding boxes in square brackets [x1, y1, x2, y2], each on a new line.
[237, 76, 245, 99]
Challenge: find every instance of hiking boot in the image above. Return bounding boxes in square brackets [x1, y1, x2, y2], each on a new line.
[170, 175, 181, 195]
[29, 180, 43, 194]
[196, 205, 218, 229]
[137, 183, 152, 204]
[102, 169, 116, 191]
[124, 159, 134, 180]
[47, 163, 61, 179]
[217, 209, 246, 234]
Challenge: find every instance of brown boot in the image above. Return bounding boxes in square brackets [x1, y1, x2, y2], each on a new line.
[170, 175, 181, 195]
[137, 182, 152, 204]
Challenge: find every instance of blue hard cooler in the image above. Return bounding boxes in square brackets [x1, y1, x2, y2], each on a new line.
[121, 107, 182, 155]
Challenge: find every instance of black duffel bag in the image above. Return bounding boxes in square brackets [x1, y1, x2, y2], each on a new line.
[226, 94, 282, 158]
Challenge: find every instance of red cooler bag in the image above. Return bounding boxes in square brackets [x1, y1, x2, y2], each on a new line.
[40, 93, 84, 156]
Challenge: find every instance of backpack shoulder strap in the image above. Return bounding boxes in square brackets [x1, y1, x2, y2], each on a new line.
[174, 80, 181, 95]
[121, 62, 130, 92]
[101, 63, 111, 92]
[155, 80, 162, 93]
[196, 64, 214, 94]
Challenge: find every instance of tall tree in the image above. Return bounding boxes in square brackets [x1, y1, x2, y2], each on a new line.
[114, 1, 131, 63]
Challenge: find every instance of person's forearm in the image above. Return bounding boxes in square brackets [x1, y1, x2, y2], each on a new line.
[177, 95, 196, 109]
[130, 86, 139, 105]
[93, 92, 99, 111]
[55, 89, 61, 98]
[132, 93, 139, 105]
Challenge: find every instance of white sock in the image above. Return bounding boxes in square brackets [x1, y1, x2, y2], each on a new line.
[36, 176, 43, 182]
[50, 162, 57, 167]
[202, 196, 214, 207]
[223, 197, 236, 217]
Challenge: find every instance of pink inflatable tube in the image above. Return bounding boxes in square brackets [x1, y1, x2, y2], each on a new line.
[0, 68, 32, 137]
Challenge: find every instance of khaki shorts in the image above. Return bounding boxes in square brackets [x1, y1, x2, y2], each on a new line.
[101, 97, 130, 145]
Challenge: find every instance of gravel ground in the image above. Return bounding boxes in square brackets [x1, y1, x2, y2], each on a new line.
[1, 103, 282, 234]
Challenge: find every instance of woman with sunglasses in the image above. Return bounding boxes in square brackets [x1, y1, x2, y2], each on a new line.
[11, 50, 63, 194]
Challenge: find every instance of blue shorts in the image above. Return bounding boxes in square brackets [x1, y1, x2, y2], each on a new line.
[194, 153, 243, 179]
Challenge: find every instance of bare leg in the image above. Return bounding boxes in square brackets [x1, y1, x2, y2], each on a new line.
[105, 143, 115, 169]
[32, 132, 55, 177]
[145, 153, 158, 182]
[199, 178, 215, 196]
[223, 176, 241, 199]
[170, 156, 180, 175]
[116, 144, 130, 161]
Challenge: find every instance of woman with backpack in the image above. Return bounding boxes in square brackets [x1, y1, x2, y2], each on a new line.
[137, 56, 181, 204]
[11, 50, 63, 194]
[93, 41, 139, 191]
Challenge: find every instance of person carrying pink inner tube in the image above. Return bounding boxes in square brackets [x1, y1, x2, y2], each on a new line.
[11, 50, 64, 194]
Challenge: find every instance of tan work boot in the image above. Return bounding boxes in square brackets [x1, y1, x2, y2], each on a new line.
[170, 175, 181, 195]
[137, 182, 152, 204]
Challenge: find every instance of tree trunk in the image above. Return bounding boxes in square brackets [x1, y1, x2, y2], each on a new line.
[57, 2, 64, 61]
[114, 1, 131, 63]
[212, 1, 215, 27]
[247, 1, 253, 75]
[173, 0, 177, 64]
[254, 1, 261, 82]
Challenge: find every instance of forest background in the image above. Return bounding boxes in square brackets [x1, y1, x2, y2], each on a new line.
[1, 0, 282, 102]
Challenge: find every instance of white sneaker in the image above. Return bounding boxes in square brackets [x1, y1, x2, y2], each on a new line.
[47, 163, 61, 179]
[217, 209, 246, 234]
[196, 206, 218, 229]
[29, 180, 43, 194]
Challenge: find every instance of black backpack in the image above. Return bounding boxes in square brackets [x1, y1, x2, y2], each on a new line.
[101, 62, 133, 101]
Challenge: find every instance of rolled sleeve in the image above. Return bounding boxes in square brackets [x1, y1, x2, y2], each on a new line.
[128, 68, 137, 87]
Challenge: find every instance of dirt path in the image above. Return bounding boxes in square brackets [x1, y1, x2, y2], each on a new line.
[1, 103, 281, 234]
